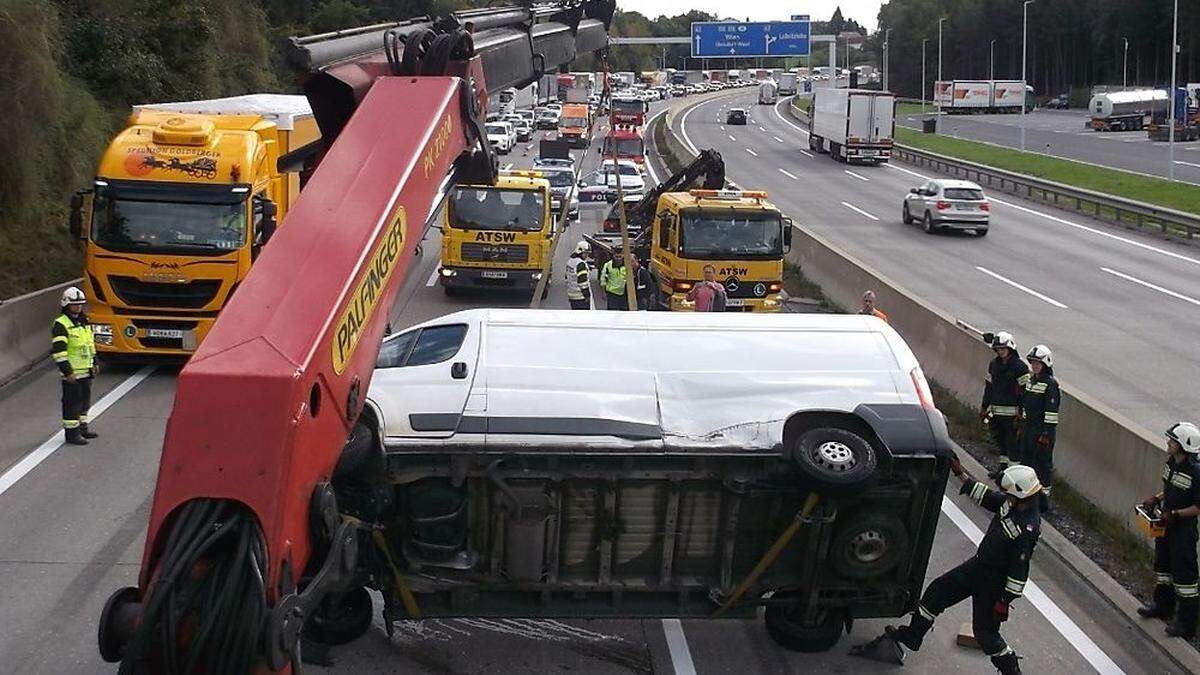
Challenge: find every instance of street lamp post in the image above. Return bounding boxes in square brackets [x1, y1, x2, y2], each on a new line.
[1170, 0, 1179, 180]
[922, 38, 929, 113]
[990, 39, 996, 81]
[884, 28, 892, 91]
[1021, 0, 1033, 152]
[937, 18, 947, 130]
[1122, 37, 1129, 89]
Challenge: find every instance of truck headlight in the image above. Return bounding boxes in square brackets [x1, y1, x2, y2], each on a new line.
[439, 268, 456, 277]
[93, 324, 113, 345]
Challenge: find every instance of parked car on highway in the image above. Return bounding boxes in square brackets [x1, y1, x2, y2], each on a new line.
[485, 122, 514, 154]
[580, 159, 646, 203]
[726, 108, 748, 125]
[504, 114, 533, 141]
[537, 165, 580, 221]
[1045, 94, 1070, 110]
[536, 109, 560, 129]
[902, 179, 990, 235]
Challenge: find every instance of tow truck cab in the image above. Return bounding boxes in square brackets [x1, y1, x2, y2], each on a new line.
[438, 171, 554, 295]
[650, 189, 791, 312]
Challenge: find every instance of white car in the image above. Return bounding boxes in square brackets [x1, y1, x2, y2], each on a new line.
[535, 165, 579, 220]
[484, 122, 513, 154]
[587, 159, 645, 201]
[902, 179, 991, 235]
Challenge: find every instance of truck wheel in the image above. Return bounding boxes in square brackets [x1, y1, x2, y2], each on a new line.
[302, 586, 374, 646]
[829, 511, 910, 580]
[764, 594, 846, 653]
[788, 427, 878, 494]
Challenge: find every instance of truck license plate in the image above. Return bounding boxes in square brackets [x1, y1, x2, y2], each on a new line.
[725, 299, 745, 307]
[146, 328, 184, 339]
[861, 150, 876, 156]
[481, 271, 508, 279]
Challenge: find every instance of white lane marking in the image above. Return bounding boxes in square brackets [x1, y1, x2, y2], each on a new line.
[661, 619, 698, 675]
[844, 169, 870, 182]
[643, 107, 667, 185]
[773, 135, 784, 143]
[773, 98, 810, 136]
[757, 125, 766, 132]
[746, 148, 758, 157]
[1173, 160, 1200, 169]
[976, 266, 1069, 308]
[720, 125, 726, 131]
[987, 196, 1200, 268]
[940, 498, 1124, 675]
[0, 366, 155, 498]
[799, 150, 815, 158]
[885, 163, 930, 181]
[841, 201, 879, 221]
[678, 103, 702, 155]
[728, 134, 737, 141]
[1101, 267, 1200, 306]
[425, 267, 440, 287]
[500, 163, 513, 170]
[778, 168, 799, 180]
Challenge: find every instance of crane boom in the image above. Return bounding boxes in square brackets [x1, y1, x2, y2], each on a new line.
[97, 4, 614, 672]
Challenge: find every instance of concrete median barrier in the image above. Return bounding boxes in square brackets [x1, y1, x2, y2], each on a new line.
[0, 280, 80, 387]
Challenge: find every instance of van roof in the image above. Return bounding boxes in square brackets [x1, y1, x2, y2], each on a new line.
[134, 94, 313, 130]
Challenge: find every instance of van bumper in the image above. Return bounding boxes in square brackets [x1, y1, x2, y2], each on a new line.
[439, 266, 543, 291]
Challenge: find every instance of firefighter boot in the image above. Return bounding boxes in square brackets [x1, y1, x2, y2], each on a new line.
[887, 613, 933, 651]
[1138, 584, 1175, 620]
[65, 428, 89, 446]
[991, 651, 1021, 675]
[79, 424, 98, 439]
[1166, 598, 1197, 639]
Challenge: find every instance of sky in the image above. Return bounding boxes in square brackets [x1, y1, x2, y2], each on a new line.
[616, 0, 883, 32]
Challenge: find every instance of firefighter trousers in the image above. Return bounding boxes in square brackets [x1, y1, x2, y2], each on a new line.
[908, 558, 1010, 657]
[1155, 522, 1199, 631]
[1020, 426, 1054, 498]
[989, 415, 1020, 464]
[61, 376, 92, 430]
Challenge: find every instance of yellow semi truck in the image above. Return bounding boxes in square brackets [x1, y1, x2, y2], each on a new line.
[69, 94, 319, 357]
[437, 170, 555, 297]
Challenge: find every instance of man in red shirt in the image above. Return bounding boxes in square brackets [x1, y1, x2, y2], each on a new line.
[687, 264, 727, 312]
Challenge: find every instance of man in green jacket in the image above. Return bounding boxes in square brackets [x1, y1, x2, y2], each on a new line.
[599, 253, 628, 310]
[52, 287, 98, 445]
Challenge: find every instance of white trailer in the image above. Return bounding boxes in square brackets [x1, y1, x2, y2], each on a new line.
[758, 80, 779, 105]
[777, 72, 798, 96]
[935, 80, 991, 113]
[809, 87, 895, 164]
[990, 80, 1028, 113]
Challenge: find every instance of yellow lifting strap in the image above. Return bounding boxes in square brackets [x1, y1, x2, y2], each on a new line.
[371, 529, 423, 620]
[712, 492, 821, 618]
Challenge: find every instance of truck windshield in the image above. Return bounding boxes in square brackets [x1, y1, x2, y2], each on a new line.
[561, 116, 588, 128]
[92, 195, 246, 254]
[612, 99, 645, 114]
[449, 187, 545, 232]
[602, 138, 644, 157]
[680, 211, 783, 259]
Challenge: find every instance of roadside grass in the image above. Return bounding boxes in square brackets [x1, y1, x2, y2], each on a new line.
[896, 102, 935, 117]
[894, 126, 1200, 215]
[782, 262, 842, 313]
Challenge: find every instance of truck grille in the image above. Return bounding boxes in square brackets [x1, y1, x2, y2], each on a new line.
[109, 276, 221, 309]
[460, 243, 529, 264]
[723, 279, 773, 299]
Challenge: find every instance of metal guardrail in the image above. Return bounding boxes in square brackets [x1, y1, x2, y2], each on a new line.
[786, 94, 1200, 241]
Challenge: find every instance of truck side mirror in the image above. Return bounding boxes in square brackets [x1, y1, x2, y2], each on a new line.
[69, 189, 94, 240]
[783, 218, 793, 251]
[259, 199, 278, 244]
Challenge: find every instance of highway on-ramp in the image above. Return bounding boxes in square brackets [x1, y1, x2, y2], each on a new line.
[681, 89, 1200, 438]
[0, 93, 1180, 675]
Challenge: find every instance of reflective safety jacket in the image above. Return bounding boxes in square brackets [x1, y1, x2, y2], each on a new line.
[51, 313, 95, 378]
[1019, 370, 1060, 442]
[1162, 455, 1200, 516]
[565, 254, 591, 301]
[964, 479, 1041, 602]
[600, 259, 627, 295]
[982, 355, 1030, 418]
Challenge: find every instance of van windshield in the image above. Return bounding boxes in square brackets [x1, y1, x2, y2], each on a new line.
[449, 187, 545, 232]
[680, 211, 783, 259]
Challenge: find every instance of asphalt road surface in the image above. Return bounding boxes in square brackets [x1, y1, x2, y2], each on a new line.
[896, 106, 1200, 185]
[682, 90, 1200, 437]
[0, 92, 1180, 675]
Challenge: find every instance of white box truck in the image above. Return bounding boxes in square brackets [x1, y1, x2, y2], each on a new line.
[777, 72, 798, 96]
[808, 88, 895, 164]
[990, 80, 1032, 113]
[935, 80, 991, 113]
[758, 80, 779, 105]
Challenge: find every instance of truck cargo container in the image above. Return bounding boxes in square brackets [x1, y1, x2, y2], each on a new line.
[809, 88, 895, 164]
[934, 80, 991, 112]
[990, 80, 1034, 113]
[777, 72, 798, 96]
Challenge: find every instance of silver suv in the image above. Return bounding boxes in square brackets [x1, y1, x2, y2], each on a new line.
[902, 179, 991, 235]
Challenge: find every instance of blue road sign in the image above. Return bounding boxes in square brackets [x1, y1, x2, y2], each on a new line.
[691, 21, 811, 58]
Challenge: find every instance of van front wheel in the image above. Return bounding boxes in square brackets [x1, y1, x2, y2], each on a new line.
[789, 427, 878, 494]
[764, 595, 846, 653]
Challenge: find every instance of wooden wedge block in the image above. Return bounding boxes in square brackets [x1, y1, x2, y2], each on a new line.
[956, 622, 981, 650]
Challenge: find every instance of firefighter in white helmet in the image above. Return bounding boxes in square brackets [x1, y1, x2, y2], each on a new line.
[1138, 422, 1200, 639]
[980, 331, 1029, 467]
[51, 287, 98, 445]
[1018, 345, 1059, 512]
[855, 463, 1041, 674]
[564, 241, 592, 310]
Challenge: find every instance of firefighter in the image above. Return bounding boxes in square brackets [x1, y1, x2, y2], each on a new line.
[52, 287, 98, 445]
[858, 464, 1041, 674]
[980, 332, 1029, 467]
[565, 241, 592, 310]
[1138, 422, 1200, 639]
[1018, 345, 1059, 513]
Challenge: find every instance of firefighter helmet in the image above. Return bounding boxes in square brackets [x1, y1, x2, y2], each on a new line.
[1026, 344, 1053, 368]
[992, 331, 1016, 351]
[999, 464, 1042, 499]
[574, 241, 590, 254]
[1166, 422, 1200, 454]
[60, 286, 86, 307]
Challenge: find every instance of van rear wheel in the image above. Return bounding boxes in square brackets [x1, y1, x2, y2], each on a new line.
[764, 593, 846, 653]
[789, 427, 878, 494]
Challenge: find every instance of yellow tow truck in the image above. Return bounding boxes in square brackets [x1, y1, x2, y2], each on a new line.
[437, 170, 554, 297]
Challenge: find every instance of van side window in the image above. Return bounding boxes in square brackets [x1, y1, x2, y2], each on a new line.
[377, 330, 418, 368]
[406, 324, 469, 366]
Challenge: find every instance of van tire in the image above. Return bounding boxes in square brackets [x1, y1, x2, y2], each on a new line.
[764, 594, 846, 653]
[302, 586, 374, 646]
[829, 510, 910, 580]
[789, 427, 878, 493]
[334, 420, 380, 480]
